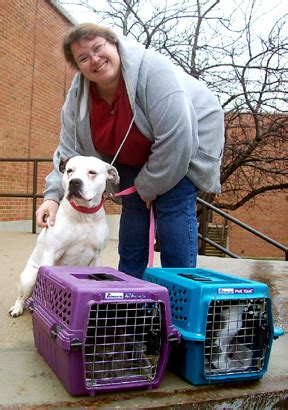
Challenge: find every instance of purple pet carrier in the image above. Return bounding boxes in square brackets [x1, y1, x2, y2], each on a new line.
[29, 266, 180, 396]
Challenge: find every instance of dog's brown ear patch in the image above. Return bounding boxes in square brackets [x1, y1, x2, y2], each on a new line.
[107, 165, 120, 184]
[59, 158, 70, 173]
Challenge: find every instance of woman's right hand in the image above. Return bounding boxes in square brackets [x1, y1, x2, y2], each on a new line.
[36, 200, 59, 228]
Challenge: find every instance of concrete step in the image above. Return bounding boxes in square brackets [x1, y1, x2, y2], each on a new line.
[0, 232, 287, 409]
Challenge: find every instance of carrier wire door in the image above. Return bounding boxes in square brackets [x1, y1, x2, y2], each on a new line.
[204, 298, 269, 378]
[84, 301, 163, 386]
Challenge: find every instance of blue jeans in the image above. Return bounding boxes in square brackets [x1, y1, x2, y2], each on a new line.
[117, 165, 199, 279]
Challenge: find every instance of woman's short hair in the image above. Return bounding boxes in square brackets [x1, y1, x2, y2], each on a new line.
[63, 23, 118, 68]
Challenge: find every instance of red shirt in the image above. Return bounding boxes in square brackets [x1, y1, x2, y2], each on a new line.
[90, 74, 152, 168]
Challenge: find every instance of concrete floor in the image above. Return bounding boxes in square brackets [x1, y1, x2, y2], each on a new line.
[0, 231, 287, 409]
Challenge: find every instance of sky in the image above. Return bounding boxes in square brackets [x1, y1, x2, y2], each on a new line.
[59, 0, 288, 38]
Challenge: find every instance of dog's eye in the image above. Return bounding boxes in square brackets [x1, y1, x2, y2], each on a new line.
[67, 168, 73, 174]
[89, 170, 97, 175]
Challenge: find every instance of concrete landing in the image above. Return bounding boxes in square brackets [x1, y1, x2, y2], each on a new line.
[0, 232, 287, 409]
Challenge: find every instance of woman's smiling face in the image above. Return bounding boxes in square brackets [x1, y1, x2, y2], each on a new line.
[71, 36, 121, 88]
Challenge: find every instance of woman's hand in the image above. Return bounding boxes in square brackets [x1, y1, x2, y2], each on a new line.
[141, 196, 152, 210]
[36, 200, 59, 228]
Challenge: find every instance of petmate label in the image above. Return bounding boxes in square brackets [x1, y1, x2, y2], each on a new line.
[124, 292, 147, 299]
[105, 292, 124, 299]
[217, 287, 254, 294]
[217, 288, 234, 294]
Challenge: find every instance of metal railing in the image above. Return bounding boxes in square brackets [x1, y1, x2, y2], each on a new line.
[0, 158, 52, 233]
[0, 158, 287, 260]
[197, 197, 288, 261]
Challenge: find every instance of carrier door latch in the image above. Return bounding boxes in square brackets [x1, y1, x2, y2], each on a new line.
[70, 338, 82, 351]
[168, 333, 180, 346]
[50, 324, 60, 338]
[255, 324, 269, 348]
[146, 330, 161, 355]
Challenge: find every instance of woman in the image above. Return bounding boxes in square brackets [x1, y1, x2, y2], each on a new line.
[36, 23, 224, 278]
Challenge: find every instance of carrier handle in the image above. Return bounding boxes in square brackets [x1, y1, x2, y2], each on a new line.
[88, 273, 123, 281]
[178, 273, 212, 281]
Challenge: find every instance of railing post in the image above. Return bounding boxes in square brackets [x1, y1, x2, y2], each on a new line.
[199, 202, 208, 255]
[32, 160, 38, 234]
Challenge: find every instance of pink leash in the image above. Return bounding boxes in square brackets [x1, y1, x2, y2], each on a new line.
[107, 185, 155, 267]
[70, 185, 155, 267]
[148, 206, 155, 267]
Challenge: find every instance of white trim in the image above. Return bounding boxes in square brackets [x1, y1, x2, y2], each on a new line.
[49, 0, 78, 25]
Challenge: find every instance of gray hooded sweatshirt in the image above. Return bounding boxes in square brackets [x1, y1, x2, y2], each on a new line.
[44, 35, 224, 202]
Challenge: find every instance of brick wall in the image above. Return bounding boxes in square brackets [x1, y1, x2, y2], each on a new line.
[1, 0, 120, 221]
[216, 113, 288, 259]
[1, 0, 73, 220]
[227, 191, 288, 259]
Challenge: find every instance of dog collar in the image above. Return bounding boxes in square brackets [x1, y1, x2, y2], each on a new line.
[68, 186, 137, 214]
[69, 199, 104, 214]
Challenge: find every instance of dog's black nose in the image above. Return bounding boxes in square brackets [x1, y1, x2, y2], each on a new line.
[69, 178, 82, 188]
[68, 178, 83, 196]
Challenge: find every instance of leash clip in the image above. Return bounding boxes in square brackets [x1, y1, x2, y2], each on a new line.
[103, 192, 114, 200]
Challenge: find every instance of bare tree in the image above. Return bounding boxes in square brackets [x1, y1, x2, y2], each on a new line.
[210, 9, 288, 209]
[59, 0, 288, 211]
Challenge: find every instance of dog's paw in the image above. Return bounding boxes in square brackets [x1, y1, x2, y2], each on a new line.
[9, 303, 24, 317]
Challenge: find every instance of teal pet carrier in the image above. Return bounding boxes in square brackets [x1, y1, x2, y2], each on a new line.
[143, 267, 284, 385]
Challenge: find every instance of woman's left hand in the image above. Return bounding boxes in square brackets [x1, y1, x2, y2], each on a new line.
[141, 197, 152, 209]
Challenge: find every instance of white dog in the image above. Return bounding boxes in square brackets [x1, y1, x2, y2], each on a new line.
[9, 156, 119, 317]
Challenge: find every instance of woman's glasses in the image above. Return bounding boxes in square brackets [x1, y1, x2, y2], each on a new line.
[77, 41, 108, 67]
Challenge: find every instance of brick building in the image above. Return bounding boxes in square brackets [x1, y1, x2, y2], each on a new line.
[0, 0, 121, 234]
[1, 0, 74, 223]
[1, 0, 287, 258]
[218, 114, 288, 260]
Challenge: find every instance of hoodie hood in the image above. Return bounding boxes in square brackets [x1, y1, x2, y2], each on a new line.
[117, 35, 146, 112]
